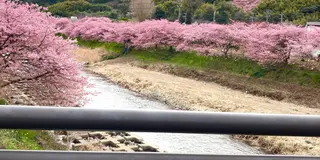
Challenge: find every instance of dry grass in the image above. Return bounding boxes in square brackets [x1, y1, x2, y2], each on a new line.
[233, 135, 319, 155]
[88, 60, 320, 156]
[294, 60, 320, 71]
[72, 47, 107, 63]
[131, 62, 320, 108]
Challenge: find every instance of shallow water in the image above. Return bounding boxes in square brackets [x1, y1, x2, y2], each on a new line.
[84, 73, 261, 154]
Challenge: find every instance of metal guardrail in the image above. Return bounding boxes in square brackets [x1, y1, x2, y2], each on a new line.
[0, 105, 320, 160]
[1, 105, 320, 136]
[1, 150, 320, 160]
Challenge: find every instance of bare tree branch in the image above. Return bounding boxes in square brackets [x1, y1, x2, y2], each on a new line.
[0, 71, 51, 88]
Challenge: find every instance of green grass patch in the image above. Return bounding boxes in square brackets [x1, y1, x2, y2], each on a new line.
[130, 48, 264, 75]
[0, 98, 65, 150]
[77, 38, 124, 60]
[0, 130, 43, 150]
[0, 129, 66, 150]
[130, 49, 320, 88]
[55, 33, 69, 40]
[78, 40, 320, 88]
[77, 38, 123, 53]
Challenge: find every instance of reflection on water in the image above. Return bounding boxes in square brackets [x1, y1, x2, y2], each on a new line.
[84, 73, 261, 154]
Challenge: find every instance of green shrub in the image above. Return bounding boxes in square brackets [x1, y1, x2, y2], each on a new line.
[119, 17, 129, 21]
[0, 98, 8, 105]
[48, 0, 112, 17]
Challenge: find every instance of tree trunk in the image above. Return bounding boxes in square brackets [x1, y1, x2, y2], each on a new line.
[186, 12, 192, 24]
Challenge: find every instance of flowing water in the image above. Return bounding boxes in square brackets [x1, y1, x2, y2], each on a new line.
[84, 73, 261, 154]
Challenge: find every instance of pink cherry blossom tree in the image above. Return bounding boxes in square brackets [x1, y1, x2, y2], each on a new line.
[0, 0, 88, 106]
[233, 0, 261, 12]
[133, 20, 186, 49]
[62, 17, 116, 41]
[240, 22, 320, 64]
[178, 23, 243, 57]
[60, 17, 320, 65]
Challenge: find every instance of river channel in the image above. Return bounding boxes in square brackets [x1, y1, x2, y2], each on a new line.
[84, 73, 261, 154]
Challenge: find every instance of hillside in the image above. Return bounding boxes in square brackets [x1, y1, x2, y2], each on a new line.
[20, 0, 63, 6]
[19, 0, 319, 25]
[233, 0, 319, 25]
[253, 0, 320, 25]
[20, 0, 114, 6]
[19, 0, 127, 19]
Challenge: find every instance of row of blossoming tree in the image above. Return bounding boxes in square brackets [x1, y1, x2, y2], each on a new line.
[0, 0, 88, 106]
[57, 17, 320, 65]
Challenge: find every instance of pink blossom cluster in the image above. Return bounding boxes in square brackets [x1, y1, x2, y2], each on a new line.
[232, 0, 261, 12]
[60, 17, 320, 64]
[0, 0, 88, 106]
[240, 23, 320, 64]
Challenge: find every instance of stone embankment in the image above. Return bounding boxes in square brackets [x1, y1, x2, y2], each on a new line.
[55, 131, 160, 152]
[3, 84, 36, 106]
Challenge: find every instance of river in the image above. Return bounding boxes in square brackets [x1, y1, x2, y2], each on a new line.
[84, 73, 261, 154]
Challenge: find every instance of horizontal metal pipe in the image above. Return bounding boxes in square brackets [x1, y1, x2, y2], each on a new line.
[0, 150, 319, 160]
[0, 105, 320, 136]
